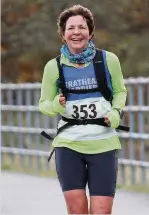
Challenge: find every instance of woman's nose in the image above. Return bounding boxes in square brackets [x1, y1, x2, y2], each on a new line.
[73, 27, 81, 34]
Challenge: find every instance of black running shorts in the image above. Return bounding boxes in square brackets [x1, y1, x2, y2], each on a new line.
[55, 147, 118, 197]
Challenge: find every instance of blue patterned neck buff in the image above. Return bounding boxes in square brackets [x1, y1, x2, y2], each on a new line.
[61, 40, 96, 64]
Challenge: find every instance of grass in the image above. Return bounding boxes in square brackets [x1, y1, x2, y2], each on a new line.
[1, 152, 149, 193]
[117, 184, 149, 193]
[1, 152, 57, 178]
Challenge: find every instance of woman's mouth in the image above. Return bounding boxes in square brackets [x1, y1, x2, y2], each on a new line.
[71, 39, 83, 42]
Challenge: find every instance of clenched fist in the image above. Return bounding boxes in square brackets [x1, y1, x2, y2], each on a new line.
[104, 116, 111, 127]
[59, 93, 66, 107]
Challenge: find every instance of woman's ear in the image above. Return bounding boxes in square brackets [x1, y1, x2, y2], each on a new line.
[60, 33, 66, 43]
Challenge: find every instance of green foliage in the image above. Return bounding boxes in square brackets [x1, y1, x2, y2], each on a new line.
[1, 0, 149, 83]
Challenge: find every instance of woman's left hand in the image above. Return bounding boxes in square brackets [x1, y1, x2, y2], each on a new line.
[105, 109, 121, 129]
[104, 117, 111, 126]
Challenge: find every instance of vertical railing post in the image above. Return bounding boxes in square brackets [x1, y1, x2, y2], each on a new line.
[16, 88, 23, 167]
[25, 88, 33, 169]
[138, 83, 146, 185]
[7, 89, 15, 163]
[127, 84, 136, 185]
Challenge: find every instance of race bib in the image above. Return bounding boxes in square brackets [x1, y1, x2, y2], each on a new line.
[63, 97, 112, 119]
[71, 103, 97, 119]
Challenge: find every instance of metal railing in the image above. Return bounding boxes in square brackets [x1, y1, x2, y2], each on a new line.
[1, 77, 149, 186]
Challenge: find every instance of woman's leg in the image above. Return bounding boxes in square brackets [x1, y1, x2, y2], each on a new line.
[86, 150, 118, 214]
[90, 196, 114, 214]
[55, 147, 88, 214]
[64, 189, 88, 214]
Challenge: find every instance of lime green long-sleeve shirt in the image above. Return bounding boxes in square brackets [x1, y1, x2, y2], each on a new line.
[39, 50, 127, 154]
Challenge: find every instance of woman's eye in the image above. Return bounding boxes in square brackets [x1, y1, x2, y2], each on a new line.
[80, 26, 85, 29]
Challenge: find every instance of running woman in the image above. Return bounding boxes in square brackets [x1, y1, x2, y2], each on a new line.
[39, 4, 127, 214]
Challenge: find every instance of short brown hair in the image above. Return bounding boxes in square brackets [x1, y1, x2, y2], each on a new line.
[57, 4, 95, 37]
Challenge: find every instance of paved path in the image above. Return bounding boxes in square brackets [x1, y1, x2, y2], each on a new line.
[1, 172, 149, 215]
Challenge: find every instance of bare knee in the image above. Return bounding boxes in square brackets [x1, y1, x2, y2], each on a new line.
[90, 196, 114, 214]
[64, 189, 88, 214]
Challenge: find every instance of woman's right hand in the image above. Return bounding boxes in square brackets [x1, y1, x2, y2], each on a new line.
[59, 93, 66, 107]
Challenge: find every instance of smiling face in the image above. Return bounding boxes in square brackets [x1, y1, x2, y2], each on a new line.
[62, 15, 92, 54]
